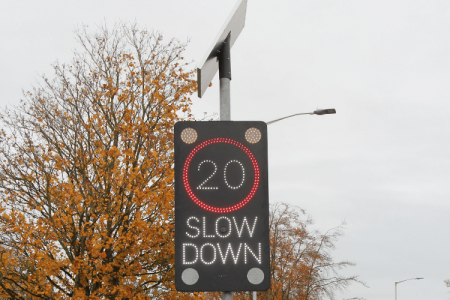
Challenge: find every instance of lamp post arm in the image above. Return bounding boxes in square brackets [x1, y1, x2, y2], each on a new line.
[266, 109, 336, 125]
[396, 277, 423, 284]
[266, 113, 313, 125]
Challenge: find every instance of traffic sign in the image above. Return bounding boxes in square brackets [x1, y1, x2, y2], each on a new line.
[174, 121, 270, 291]
[196, 0, 248, 98]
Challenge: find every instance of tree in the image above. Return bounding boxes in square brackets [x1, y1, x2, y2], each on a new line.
[0, 23, 200, 299]
[204, 203, 365, 300]
[265, 202, 365, 300]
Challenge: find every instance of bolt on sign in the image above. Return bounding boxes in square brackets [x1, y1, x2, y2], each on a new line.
[174, 121, 270, 292]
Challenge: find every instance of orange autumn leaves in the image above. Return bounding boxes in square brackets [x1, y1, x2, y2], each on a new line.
[0, 24, 200, 299]
[0, 23, 364, 300]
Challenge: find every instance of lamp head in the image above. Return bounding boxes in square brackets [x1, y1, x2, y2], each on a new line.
[314, 108, 336, 115]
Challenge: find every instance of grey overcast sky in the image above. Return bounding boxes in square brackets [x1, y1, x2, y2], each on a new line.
[1, 1, 449, 299]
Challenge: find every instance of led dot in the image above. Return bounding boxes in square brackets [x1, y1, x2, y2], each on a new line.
[245, 127, 261, 144]
[197, 160, 219, 190]
[186, 217, 200, 238]
[217, 243, 242, 264]
[233, 216, 257, 238]
[182, 138, 260, 213]
[182, 243, 198, 265]
[203, 217, 215, 238]
[215, 216, 232, 238]
[181, 127, 198, 144]
[200, 243, 216, 265]
[244, 243, 262, 264]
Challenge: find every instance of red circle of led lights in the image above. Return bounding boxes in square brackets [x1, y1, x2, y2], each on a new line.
[183, 138, 260, 213]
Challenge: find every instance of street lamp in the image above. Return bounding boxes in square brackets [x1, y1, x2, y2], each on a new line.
[395, 277, 423, 300]
[263, 108, 335, 300]
[267, 109, 336, 125]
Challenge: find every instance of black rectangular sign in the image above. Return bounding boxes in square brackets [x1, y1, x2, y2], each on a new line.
[174, 121, 270, 291]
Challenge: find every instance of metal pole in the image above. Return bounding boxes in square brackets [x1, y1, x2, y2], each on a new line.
[395, 282, 397, 300]
[253, 291, 257, 300]
[219, 32, 232, 300]
[220, 78, 231, 120]
[222, 291, 233, 300]
[219, 33, 231, 121]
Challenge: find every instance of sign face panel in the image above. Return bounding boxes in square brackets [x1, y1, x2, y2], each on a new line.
[174, 121, 270, 292]
[196, 0, 248, 98]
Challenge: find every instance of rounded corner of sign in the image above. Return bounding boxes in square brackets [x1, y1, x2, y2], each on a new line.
[174, 121, 187, 131]
[260, 285, 271, 292]
[175, 285, 187, 293]
[174, 281, 182, 291]
[253, 121, 268, 130]
[257, 280, 271, 291]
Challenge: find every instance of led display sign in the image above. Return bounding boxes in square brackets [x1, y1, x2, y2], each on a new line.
[174, 121, 270, 292]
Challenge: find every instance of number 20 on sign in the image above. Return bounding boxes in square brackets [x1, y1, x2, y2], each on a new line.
[174, 121, 270, 292]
